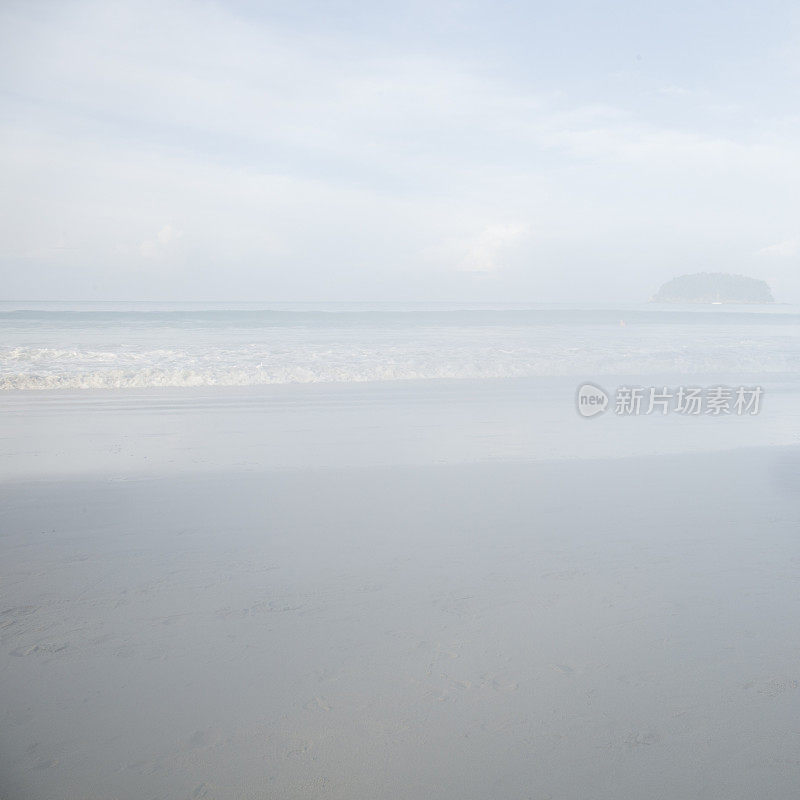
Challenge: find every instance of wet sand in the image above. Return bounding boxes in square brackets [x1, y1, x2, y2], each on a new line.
[2, 446, 799, 799]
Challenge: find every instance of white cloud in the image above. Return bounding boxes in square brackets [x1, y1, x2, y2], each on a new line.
[757, 239, 799, 258]
[457, 223, 531, 274]
[139, 224, 183, 259]
[657, 85, 695, 97]
[425, 222, 531, 275]
[157, 224, 181, 246]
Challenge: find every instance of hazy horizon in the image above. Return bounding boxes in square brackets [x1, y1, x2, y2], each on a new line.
[0, 297, 796, 305]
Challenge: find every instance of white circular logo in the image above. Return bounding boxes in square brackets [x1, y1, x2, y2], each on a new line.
[576, 383, 609, 417]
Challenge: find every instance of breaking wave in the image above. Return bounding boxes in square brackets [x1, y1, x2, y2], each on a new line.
[2, 344, 798, 390]
[2, 303, 797, 391]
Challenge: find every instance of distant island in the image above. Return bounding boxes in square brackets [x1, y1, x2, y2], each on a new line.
[652, 272, 774, 304]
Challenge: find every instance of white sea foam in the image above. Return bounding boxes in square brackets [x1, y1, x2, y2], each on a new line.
[1, 303, 798, 390]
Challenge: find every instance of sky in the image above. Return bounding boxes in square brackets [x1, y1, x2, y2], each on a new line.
[1, 0, 799, 302]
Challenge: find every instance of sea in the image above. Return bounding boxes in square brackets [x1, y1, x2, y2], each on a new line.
[1, 301, 798, 391]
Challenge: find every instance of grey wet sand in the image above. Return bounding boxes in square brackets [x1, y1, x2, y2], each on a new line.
[2, 445, 800, 800]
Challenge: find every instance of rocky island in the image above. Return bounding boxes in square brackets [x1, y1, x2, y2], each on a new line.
[652, 272, 774, 304]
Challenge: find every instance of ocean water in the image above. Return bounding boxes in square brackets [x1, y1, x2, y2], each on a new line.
[1, 301, 798, 390]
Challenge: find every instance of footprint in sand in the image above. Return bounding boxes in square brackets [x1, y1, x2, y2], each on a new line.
[476, 671, 519, 693]
[491, 677, 519, 693]
[425, 687, 451, 703]
[283, 739, 312, 760]
[125, 759, 162, 775]
[11, 642, 68, 657]
[216, 601, 302, 618]
[747, 677, 799, 696]
[304, 695, 332, 712]
[624, 731, 659, 748]
[1, 605, 40, 630]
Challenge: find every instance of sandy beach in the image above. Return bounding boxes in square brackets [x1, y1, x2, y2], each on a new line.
[1, 379, 799, 799]
[4, 0, 800, 795]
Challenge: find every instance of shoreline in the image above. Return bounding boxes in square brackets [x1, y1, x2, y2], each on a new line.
[1, 376, 797, 482]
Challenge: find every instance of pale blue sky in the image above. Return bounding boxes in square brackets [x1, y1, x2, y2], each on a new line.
[1, 0, 799, 301]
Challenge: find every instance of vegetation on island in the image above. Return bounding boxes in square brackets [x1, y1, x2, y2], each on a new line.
[652, 272, 774, 304]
